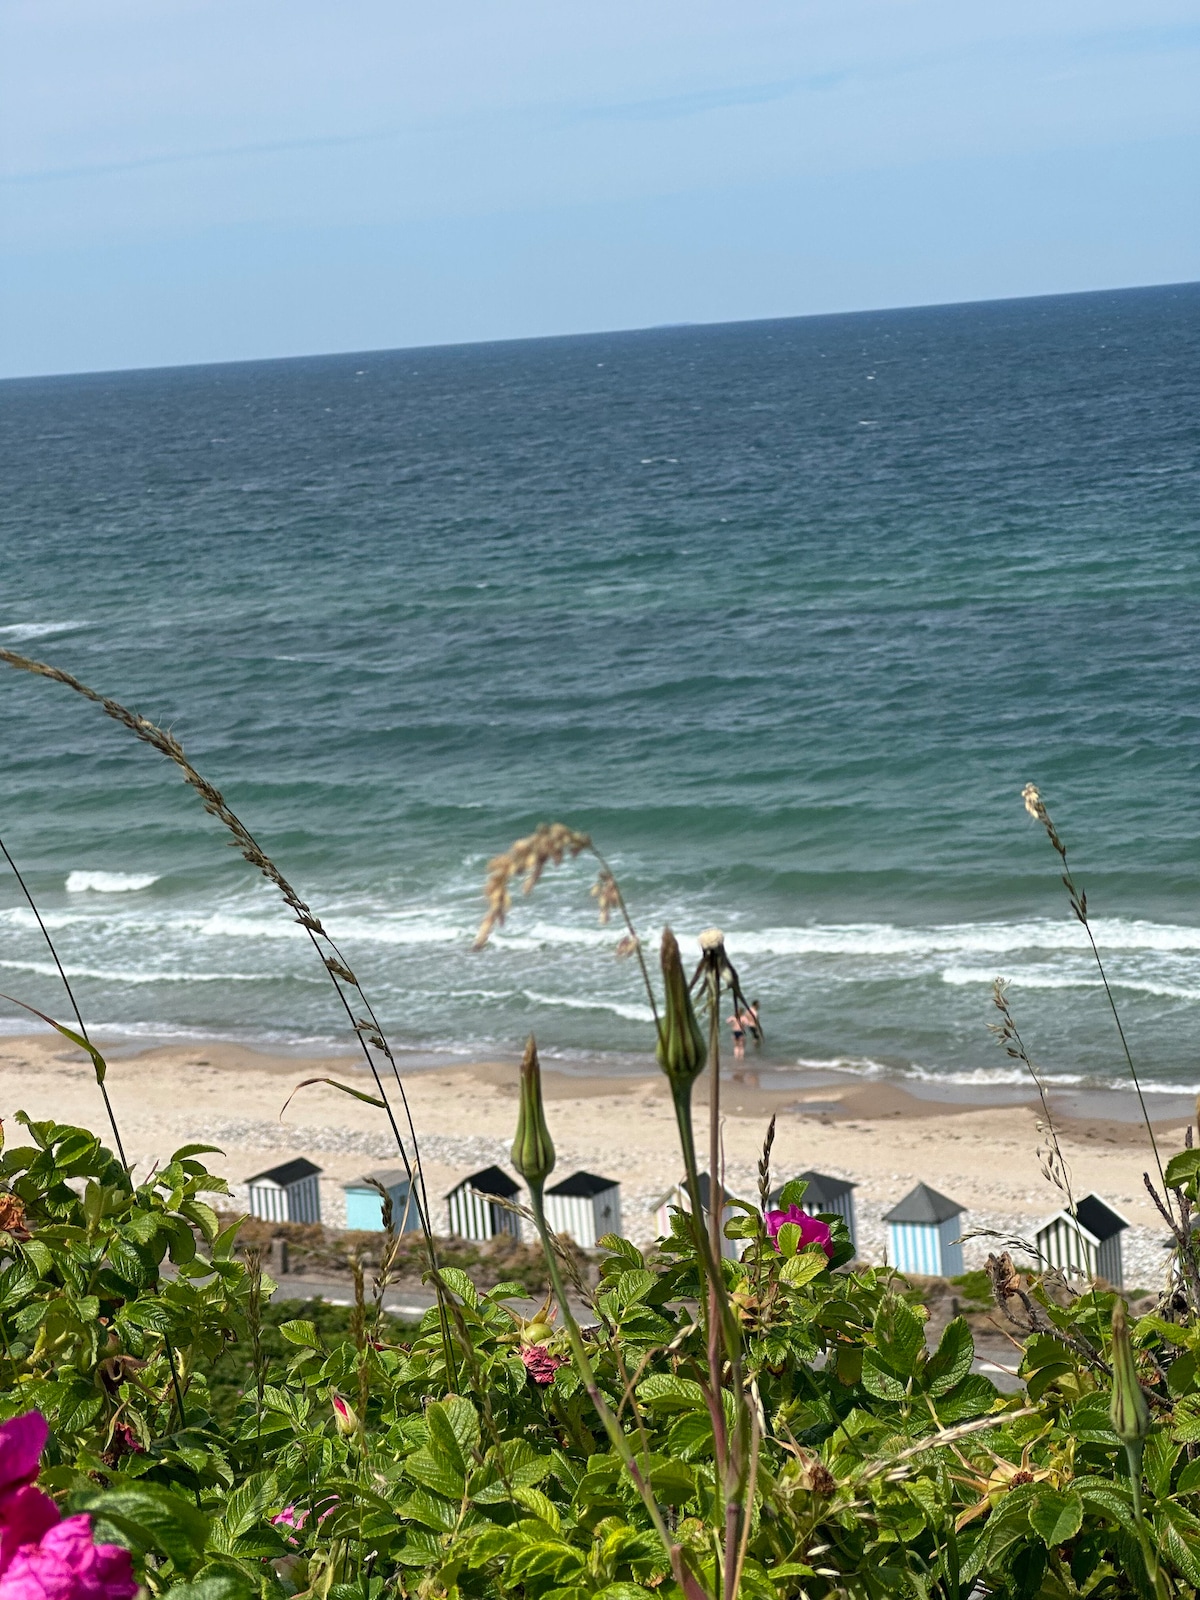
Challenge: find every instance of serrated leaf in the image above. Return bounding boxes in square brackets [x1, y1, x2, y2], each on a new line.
[438, 1266, 479, 1308]
[780, 1251, 828, 1288]
[636, 1373, 708, 1413]
[277, 1319, 322, 1349]
[512, 1486, 561, 1531]
[860, 1354, 908, 1402]
[1165, 1150, 1200, 1190]
[82, 1483, 209, 1570]
[925, 1316, 974, 1395]
[1029, 1488, 1083, 1547]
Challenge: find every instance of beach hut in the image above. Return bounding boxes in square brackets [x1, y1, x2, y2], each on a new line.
[247, 1158, 322, 1225]
[770, 1170, 858, 1252]
[653, 1172, 743, 1260]
[342, 1168, 420, 1234]
[446, 1166, 522, 1242]
[544, 1171, 621, 1248]
[1035, 1194, 1129, 1288]
[884, 1183, 964, 1277]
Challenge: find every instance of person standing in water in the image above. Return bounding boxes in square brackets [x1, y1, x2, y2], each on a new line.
[743, 999, 761, 1047]
[727, 1008, 746, 1061]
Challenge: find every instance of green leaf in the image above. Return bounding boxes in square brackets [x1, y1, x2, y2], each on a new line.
[165, 1575, 257, 1600]
[780, 1251, 828, 1288]
[636, 1373, 708, 1413]
[81, 1483, 209, 1571]
[1173, 1394, 1200, 1444]
[279, 1077, 388, 1118]
[426, 1400, 467, 1477]
[860, 1354, 908, 1402]
[925, 1316, 974, 1396]
[170, 1144, 226, 1162]
[1029, 1488, 1083, 1547]
[512, 1486, 561, 1532]
[442, 1394, 481, 1458]
[438, 1266, 479, 1308]
[934, 1374, 998, 1422]
[1165, 1150, 1200, 1190]
[277, 1319, 322, 1349]
[0, 996, 110, 1086]
[776, 1179, 810, 1210]
[398, 1486, 458, 1532]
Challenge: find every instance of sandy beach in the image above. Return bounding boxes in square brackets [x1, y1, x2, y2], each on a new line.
[0, 1031, 1189, 1288]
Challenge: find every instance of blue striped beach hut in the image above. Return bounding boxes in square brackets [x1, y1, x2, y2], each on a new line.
[342, 1169, 420, 1234]
[884, 1183, 964, 1277]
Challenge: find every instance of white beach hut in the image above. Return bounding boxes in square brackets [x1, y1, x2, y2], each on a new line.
[769, 1170, 858, 1252]
[446, 1165, 522, 1242]
[544, 1171, 621, 1248]
[247, 1158, 322, 1225]
[884, 1183, 964, 1277]
[653, 1172, 743, 1260]
[1035, 1194, 1129, 1288]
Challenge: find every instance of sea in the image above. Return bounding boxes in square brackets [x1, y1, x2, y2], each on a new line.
[1, 283, 1199, 1097]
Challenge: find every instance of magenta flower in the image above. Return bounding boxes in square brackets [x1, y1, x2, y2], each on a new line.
[0, 1413, 136, 1600]
[0, 1415, 58, 1580]
[0, 1515, 136, 1600]
[764, 1206, 833, 1259]
[520, 1345, 567, 1385]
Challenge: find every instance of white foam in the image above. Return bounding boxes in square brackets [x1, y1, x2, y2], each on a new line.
[941, 966, 1200, 1002]
[0, 958, 271, 986]
[66, 871, 159, 895]
[0, 620, 89, 641]
[522, 989, 656, 1024]
[725, 917, 1200, 959]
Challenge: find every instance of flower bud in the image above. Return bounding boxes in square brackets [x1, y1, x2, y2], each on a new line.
[1109, 1300, 1150, 1445]
[331, 1394, 359, 1437]
[511, 1036, 555, 1189]
[656, 928, 707, 1090]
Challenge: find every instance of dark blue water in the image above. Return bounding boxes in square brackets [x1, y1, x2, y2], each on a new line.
[2, 283, 1199, 1088]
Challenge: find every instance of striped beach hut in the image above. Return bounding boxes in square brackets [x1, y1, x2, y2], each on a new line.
[247, 1158, 322, 1225]
[342, 1168, 420, 1234]
[446, 1166, 522, 1242]
[1036, 1194, 1129, 1288]
[653, 1172, 743, 1260]
[544, 1171, 621, 1248]
[884, 1183, 964, 1277]
[770, 1171, 858, 1252]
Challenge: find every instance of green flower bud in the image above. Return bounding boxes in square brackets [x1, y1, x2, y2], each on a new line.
[656, 927, 707, 1090]
[1109, 1300, 1151, 1445]
[511, 1035, 556, 1189]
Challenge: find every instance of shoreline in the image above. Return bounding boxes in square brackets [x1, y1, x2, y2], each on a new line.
[1, 1030, 1191, 1287]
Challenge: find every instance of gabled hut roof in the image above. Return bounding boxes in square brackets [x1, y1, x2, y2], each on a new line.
[769, 1170, 856, 1208]
[446, 1165, 519, 1199]
[883, 1182, 963, 1226]
[1038, 1193, 1129, 1245]
[343, 1168, 410, 1192]
[653, 1172, 736, 1211]
[547, 1170, 618, 1198]
[247, 1158, 322, 1187]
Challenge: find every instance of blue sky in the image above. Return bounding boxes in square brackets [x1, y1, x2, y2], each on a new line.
[1, 0, 1198, 376]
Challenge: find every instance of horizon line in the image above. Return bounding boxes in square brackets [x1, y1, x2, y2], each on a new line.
[3, 275, 1197, 386]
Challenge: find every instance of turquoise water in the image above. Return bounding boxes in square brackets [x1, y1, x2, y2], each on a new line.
[1, 283, 1199, 1088]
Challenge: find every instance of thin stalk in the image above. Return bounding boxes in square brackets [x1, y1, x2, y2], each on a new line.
[587, 845, 661, 1038]
[1125, 1442, 1166, 1599]
[526, 1185, 704, 1595]
[0, 833, 128, 1167]
[0, 648, 456, 1379]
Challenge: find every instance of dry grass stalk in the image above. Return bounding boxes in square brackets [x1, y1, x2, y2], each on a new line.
[474, 820, 660, 1031]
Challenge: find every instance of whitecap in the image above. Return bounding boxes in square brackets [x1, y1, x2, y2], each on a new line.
[0, 620, 89, 640]
[66, 871, 160, 894]
[522, 989, 655, 1024]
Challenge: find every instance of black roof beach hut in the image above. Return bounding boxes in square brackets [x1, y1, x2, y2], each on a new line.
[653, 1171, 743, 1260]
[884, 1182, 965, 1277]
[247, 1158, 322, 1225]
[769, 1170, 857, 1251]
[544, 1171, 621, 1248]
[1035, 1194, 1129, 1288]
[446, 1165, 521, 1242]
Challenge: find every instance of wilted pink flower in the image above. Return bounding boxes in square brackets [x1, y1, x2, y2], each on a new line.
[520, 1345, 567, 1385]
[764, 1206, 833, 1260]
[0, 1514, 136, 1600]
[271, 1506, 308, 1532]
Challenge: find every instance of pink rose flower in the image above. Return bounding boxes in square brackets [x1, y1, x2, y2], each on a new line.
[0, 1515, 136, 1600]
[0, 1413, 136, 1600]
[520, 1345, 567, 1385]
[764, 1206, 833, 1259]
[0, 1416, 58, 1580]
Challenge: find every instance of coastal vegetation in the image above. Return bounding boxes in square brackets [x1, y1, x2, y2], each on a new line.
[3, 650, 1200, 1597]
